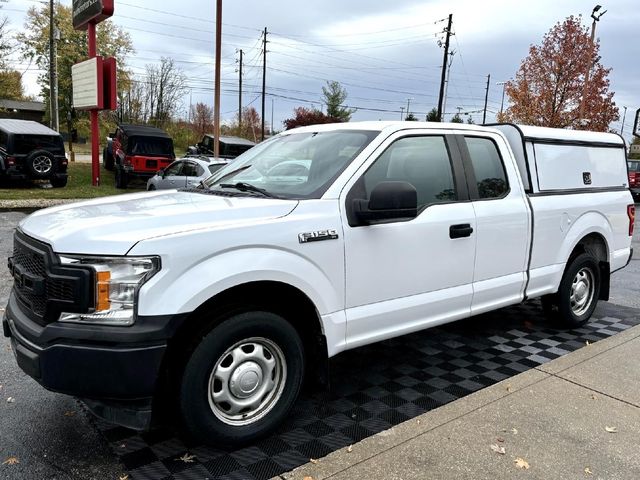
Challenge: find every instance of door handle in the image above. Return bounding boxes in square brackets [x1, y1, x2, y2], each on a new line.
[449, 223, 473, 239]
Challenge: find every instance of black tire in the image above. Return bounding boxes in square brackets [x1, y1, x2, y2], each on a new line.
[541, 252, 601, 328]
[25, 150, 55, 179]
[179, 311, 305, 447]
[103, 148, 114, 171]
[50, 176, 68, 188]
[147, 184, 156, 191]
[115, 168, 129, 189]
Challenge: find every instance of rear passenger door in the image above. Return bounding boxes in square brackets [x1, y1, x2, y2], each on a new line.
[342, 131, 477, 348]
[455, 134, 530, 314]
[182, 161, 203, 188]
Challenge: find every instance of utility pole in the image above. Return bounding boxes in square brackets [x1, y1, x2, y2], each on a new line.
[497, 81, 507, 114]
[406, 98, 412, 118]
[261, 27, 268, 141]
[238, 49, 243, 130]
[49, 0, 59, 131]
[578, 5, 606, 124]
[441, 50, 455, 122]
[620, 106, 627, 135]
[400, 106, 404, 120]
[482, 73, 490, 124]
[436, 14, 453, 122]
[271, 97, 274, 135]
[213, 0, 222, 158]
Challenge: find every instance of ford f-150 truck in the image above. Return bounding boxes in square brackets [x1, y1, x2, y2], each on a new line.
[3, 122, 634, 446]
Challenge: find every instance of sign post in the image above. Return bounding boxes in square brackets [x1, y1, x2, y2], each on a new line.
[71, 0, 115, 186]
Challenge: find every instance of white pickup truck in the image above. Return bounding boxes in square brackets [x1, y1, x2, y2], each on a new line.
[3, 122, 634, 446]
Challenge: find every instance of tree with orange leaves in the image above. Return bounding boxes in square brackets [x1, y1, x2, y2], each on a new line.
[499, 16, 618, 131]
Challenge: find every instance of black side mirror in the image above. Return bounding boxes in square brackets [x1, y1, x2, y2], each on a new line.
[158, 168, 165, 177]
[353, 181, 418, 225]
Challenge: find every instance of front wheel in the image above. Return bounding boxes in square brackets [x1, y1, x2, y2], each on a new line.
[115, 168, 129, 189]
[542, 252, 601, 327]
[179, 311, 305, 446]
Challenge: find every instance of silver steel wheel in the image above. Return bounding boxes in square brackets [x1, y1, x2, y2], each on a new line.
[570, 267, 595, 316]
[207, 337, 287, 426]
[32, 155, 53, 174]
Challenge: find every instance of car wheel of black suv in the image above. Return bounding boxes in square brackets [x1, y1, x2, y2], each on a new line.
[115, 168, 129, 189]
[26, 150, 54, 179]
[103, 148, 114, 171]
[179, 311, 305, 447]
[542, 252, 601, 328]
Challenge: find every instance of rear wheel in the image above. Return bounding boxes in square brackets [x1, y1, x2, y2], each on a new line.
[26, 150, 54, 179]
[147, 184, 156, 191]
[179, 311, 304, 446]
[542, 252, 600, 327]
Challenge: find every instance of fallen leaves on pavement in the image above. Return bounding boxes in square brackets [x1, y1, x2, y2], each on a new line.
[514, 457, 530, 469]
[175, 453, 196, 463]
[303, 477, 314, 480]
[2, 457, 19, 465]
[490, 444, 506, 455]
[119, 475, 129, 480]
[6, 397, 15, 403]
[347, 445, 353, 453]
[63, 411, 75, 417]
[310, 458, 319, 464]
[584, 467, 593, 475]
[605, 426, 618, 433]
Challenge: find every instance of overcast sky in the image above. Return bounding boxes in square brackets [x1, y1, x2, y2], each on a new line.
[4, 0, 639, 140]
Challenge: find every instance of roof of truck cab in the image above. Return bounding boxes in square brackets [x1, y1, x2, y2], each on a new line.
[0, 119, 61, 136]
[282, 121, 624, 146]
[118, 124, 171, 138]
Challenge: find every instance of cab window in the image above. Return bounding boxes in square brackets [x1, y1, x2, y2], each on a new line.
[464, 137, 508, 199]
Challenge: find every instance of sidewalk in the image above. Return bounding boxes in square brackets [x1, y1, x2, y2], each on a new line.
[284, 323, 640, 480]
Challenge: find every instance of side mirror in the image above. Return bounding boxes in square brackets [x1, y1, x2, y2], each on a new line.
[158, 168, 165, 177]
[353, 181, 418, 225]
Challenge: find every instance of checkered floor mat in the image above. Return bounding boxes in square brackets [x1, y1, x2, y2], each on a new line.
[94, 301, 640, 480]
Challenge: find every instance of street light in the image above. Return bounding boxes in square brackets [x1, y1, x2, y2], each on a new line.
[496, 82, 507, 114]
[578, 4, 607, 123]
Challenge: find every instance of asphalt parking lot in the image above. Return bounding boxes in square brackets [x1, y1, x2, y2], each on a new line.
[1, 209, 639, 480]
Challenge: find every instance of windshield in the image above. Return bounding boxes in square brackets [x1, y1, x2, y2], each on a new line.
[203, 129, 378, 199]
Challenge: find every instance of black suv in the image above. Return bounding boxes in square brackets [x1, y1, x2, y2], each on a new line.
[187, 134, 255, 159]
[0, 119, 68, 187]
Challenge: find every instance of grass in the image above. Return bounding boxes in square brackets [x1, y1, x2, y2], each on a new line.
[0, 163, 145, 200]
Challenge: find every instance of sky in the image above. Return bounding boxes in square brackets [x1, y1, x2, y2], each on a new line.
[3, 0, 639, 141]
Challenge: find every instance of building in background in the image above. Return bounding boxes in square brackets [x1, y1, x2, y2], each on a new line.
[0, 99, 46, 123]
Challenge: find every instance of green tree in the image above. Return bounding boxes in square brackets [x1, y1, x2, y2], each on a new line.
[405, 112, 417, 121]
[17, 4, 133, 131]
[425, 108, 438, 122]
[321, 80, 355, 122]
[450, 113, 464, 123]
[466, 115, 475, 124]
[0, 70, 25, 100]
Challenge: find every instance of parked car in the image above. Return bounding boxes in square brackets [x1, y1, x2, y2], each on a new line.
[147, 156, 230, 190]
[0, 119, 68, 187]
[188, 134, 255, 158]
[628, 160, 639, 201]
[111, 124, 175, 188]
[4, 122, 634, 447]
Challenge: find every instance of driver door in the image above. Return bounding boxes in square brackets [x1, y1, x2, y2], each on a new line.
[159, 161, 184, 189]
[341, 132, 477, 348]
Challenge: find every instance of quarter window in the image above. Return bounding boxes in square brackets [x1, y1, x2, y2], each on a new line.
[465, 137, 508, 199]
[361, 136, 457, 209]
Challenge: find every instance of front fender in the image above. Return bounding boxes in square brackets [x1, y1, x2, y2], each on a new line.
[136, 246, 341, 318]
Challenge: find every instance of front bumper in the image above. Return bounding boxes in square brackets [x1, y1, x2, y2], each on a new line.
[3, 290, 186, 430]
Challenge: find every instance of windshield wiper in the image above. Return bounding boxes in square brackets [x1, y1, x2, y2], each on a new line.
[219, 182, 277, 198]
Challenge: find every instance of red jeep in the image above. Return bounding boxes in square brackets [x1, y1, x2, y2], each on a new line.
[112, 124, 175, 189]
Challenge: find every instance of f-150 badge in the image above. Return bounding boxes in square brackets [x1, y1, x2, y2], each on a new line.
[298, 230, 339, 243]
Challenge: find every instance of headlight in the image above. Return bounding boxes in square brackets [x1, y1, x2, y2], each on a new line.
[58, 256, 160, 326]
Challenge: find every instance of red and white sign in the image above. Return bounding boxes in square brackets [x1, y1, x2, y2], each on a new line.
[72, 0, 114, 30]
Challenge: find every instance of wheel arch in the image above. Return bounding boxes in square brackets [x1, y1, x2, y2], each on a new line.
[565, 231, 610, 301]
[156, 280, 330, 416]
